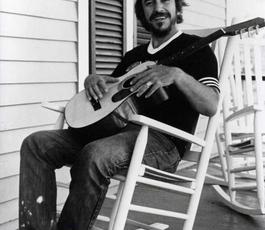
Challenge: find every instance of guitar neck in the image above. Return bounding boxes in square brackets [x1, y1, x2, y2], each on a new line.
[159, 17, 265, 65]
[159, 29, 225, 65]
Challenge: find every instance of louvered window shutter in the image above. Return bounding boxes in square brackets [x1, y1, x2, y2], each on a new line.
[90, 0, 124, 75]
[136, 20, 151, 46]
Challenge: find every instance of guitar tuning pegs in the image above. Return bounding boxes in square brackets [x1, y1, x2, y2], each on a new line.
[247, 27, 252, 37]
[239, 28, 248, 39]
[255, 25, 260, 35]
[239, 29, 244, 39]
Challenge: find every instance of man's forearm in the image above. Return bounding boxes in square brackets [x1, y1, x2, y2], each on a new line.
[174, 70, 219, 116]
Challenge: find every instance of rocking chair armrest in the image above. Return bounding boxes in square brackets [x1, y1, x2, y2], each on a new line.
[41, 102, 66, 129]
[41, 102, 65, 113]
[129, 114, 206, 147]
[225, 105, 264, 122]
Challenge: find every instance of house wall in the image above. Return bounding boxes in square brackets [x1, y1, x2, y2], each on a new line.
[181, 0, 227, 29]
[0, 0, 79, 229]
[0, 0, 227, 229]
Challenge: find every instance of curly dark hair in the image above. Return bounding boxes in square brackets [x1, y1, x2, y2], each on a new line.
[135, 0, 187, 31]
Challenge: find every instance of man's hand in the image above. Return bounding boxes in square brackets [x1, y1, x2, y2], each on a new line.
[129, 64, 184, 98]
[84, 74, 119, 100]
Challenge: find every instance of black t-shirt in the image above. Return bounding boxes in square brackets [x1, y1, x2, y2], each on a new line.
[112, 33, 219, 155]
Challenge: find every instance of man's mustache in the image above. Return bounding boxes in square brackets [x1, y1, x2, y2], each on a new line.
[150, 12, 170, 21]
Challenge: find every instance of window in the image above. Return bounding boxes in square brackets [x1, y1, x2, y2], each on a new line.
[89, 0, 124, 75]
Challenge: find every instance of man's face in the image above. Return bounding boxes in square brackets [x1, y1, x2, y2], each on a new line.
[142, 0, 177, 37]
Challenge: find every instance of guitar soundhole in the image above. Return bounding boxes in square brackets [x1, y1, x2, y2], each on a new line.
[123, 77, 135, 88]
[112, 89, 132, 102]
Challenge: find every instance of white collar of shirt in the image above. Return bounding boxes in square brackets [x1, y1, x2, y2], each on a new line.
[147, 30, 183, 55]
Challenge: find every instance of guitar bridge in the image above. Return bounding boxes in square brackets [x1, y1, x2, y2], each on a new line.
[90, 97, 101, 111]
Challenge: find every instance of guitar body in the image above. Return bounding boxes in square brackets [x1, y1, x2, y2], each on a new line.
[65, 61, 155, 128]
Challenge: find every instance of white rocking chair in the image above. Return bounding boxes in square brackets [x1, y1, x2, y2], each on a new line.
[42, 30, 237, 229]
[213, 30, 265, 215]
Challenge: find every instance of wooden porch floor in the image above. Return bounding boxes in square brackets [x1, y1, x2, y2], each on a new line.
[95, 184, 265, 230]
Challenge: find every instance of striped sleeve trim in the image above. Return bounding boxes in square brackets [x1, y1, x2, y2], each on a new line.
[199, 77, 220, 93]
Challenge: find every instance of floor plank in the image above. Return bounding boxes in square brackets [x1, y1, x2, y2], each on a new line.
[95, 184, 265, 230]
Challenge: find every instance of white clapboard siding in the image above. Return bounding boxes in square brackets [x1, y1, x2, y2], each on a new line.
[183, 10, 224, 28]
[0, 83, 76, 106]
[0, 13, 77, 41]
[0, 220, 18, 230]
[0, 152, 19, 179]
[0, 199, 18, 225]
[0, 62, 77, 84]
[0, 0, 77, 21]
[0, 102, 68, 131]
[202, 0, 226, 7]
[0, 176, 19, 203]
[0, 125, 54, 155]
[187, 0, 225, 20]
[0, 37, 77, 62]
[0, 0, 79, 227]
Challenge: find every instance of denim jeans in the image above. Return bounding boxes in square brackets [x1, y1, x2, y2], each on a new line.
[19, 123, 181, 230]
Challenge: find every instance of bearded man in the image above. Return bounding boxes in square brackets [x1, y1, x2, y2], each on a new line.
[19, 0, 219, 229]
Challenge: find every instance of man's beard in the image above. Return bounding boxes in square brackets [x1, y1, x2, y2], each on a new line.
[149, 24, 173, 37]
[147, 12, 177, 37]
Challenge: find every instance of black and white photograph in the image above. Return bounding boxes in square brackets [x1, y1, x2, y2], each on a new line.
[0, 0, 265, 229]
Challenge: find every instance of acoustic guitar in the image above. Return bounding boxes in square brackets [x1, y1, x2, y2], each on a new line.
[65, 17, 265, 128]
